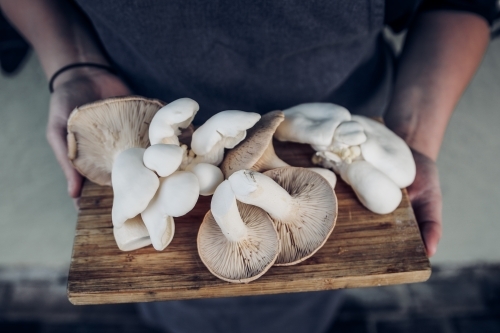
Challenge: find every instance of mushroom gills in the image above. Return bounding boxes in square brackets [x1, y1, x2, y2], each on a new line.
[228, 168, 337, 266]
[198, 180, 279, 283]
[221, 110, 289, 178]
[66, 96, 164, 186]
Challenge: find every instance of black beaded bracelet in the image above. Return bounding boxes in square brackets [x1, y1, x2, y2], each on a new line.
[48, 63, 116, 93]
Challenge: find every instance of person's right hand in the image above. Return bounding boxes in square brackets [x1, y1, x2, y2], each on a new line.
[46, 69, 131, 206]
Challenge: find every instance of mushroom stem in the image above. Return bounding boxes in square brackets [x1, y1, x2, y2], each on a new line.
[250, 144, 290, 172]
[211, 181, 248, 242]
[113, 216, 152, 251]
[228, 170, 293, 221]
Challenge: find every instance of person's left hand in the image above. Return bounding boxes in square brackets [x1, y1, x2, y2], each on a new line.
[407, 148, 442, 257]
[46, 69, 131, 208]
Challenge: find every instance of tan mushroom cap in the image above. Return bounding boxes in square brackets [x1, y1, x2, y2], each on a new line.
[264, 167, 337, 266]
[197, 202, 279, 283]
[220, 110, 289, 178]
[67, 96, 165, 186]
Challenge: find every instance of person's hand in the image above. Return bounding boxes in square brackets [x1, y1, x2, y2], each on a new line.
[407, 148, 443, 257]
[46, 69, 131, 206]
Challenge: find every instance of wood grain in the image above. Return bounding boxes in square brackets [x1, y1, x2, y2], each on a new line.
[67, 140, 431, 305]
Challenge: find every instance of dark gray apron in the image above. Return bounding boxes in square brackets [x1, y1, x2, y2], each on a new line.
[76, 0, 390, 123]
[75, 1, 388, 332]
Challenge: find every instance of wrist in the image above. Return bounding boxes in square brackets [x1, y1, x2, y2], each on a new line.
[50, 64, 116, 92]
[385, 92, 443, 162]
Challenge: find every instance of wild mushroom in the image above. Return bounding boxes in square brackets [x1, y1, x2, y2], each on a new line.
[228, 168, 337, 266]
[190, 110, 261, 166]
[197, 180, 279, 283]
[113, 216, 152, 251]
[67, 96, 164, 186]
[111, 148, 159, 228]
[220, 110, 289, 178]
[141, 171, 200, 251]
[274, 102, 351, 150]
[148, 97, 199, 146]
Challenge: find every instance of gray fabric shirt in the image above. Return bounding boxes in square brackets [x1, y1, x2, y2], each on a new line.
[76, 0, 390, 124]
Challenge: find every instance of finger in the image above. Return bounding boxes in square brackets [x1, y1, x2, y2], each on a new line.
[410, 192, 443, 257]
[73, 197, 80, 211]
[46, 124, 84, 198]
[418, 220, 442, 257]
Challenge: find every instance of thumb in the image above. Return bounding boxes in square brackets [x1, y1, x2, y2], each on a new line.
[411, 196, 442, 257]
[46, 124, 84, 199]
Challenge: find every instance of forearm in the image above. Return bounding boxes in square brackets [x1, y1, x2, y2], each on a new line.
[385, 11, 490, 161]
[0, 0, 108, 83]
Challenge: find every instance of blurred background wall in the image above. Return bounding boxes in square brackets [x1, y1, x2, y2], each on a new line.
[0, 38, 499, 269]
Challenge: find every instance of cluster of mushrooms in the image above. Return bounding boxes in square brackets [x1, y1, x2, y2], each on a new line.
[67, 97, 415, 283]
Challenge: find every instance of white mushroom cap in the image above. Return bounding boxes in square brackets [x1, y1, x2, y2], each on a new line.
[111, 148, 159, 228]
[191, 111, 261, 166]
[197, 180, 279, 283]
[143, 144, 184, 177]
[187, 163, 224, 196]
[113, 216, 152, 251]
[274, 103, 351, 148]
[149, 98, 199, 146]
[228, 168, 337, 266]
[344, 160, 402, 214]
[333, 120, 367, 146]
[141, 171, 199, 250]
[352, 116, 416, 188]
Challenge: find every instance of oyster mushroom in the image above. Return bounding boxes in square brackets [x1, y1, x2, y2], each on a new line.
[274, 102, 351, 149]
[113, 216, 152, 251]
[197, 180, 279, 283]
[273, 101, 415, 215]
[186, 163, 224, 196]
[143, 144, 184, 177]
[111, 148, 159, 228]
[343, 161, 402, 214]
[333, 120, 367, 146]
[141, 171, 200, 251]
[148, 97, 199, 146]
[221, 110, 289, 178]
[190, 110, 261, 166]
[228, 168, 337, 266]
[67, 96, 164, 186]
[352, 116, 416, 188]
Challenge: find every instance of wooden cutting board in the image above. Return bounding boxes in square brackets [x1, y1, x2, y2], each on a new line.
[67, 140, 431, 305]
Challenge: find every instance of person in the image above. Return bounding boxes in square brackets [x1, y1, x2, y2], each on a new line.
[0, 1, 496, 332]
